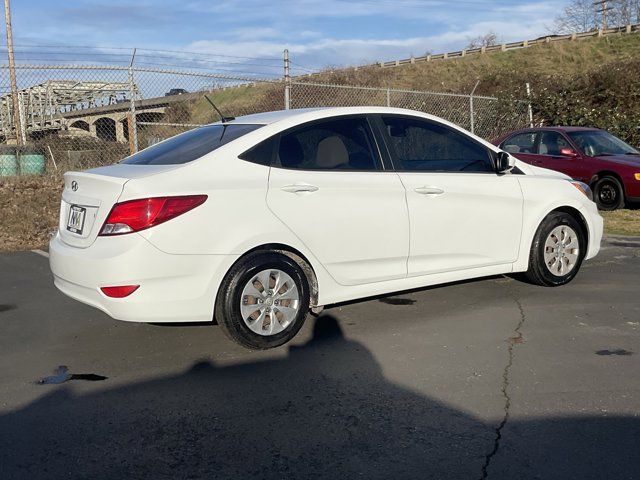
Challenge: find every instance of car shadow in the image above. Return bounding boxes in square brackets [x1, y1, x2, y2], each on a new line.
[1, 315, 638, 479]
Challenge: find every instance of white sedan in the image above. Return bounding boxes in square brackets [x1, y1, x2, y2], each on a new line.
[50, 107, 603, 349]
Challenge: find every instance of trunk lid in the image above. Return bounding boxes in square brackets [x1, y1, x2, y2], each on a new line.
[58, 164, 180, 248]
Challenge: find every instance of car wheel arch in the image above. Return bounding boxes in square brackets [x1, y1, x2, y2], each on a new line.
[590, 170, 626, 194]
[549, 206, 589, 245]
[218, 243, 320, 310]
[517, 203, 591, 271]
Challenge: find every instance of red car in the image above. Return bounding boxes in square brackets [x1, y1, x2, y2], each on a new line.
[494, 127, 640, 210]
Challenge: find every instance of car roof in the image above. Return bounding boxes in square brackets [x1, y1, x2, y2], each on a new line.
[223, 106, 446, 126]
[227, 108, 325, 125]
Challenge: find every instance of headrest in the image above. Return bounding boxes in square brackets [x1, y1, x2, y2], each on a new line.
[316, 136, 349, 169]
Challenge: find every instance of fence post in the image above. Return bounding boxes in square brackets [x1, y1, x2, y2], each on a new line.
[526, 82, 534, 128]
[386, 87, 391, 107]
[3, 0, 24, 146]
[284, 49, 291, 110]
[469, 80, 479, 134]
[128, 48, 138, 154]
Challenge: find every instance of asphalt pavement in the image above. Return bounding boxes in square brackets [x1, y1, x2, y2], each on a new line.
[0, 239, 639, 479]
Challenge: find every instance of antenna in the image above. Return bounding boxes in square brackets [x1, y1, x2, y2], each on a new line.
[203, 95, 235, 123]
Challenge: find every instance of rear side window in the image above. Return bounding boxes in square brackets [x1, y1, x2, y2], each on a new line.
[501, 132, 537, 154]
[239, 136, 277, 166]
[275, 117, 380, 171]
[121, 124, 262, 165]
[381, 116, 493, 173]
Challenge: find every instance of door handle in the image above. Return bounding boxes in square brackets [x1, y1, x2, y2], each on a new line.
[281, 183, 319, 194]
[414, 186, 444, 196]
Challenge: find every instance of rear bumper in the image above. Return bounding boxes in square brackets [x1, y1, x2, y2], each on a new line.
[49, 232, 238, 323]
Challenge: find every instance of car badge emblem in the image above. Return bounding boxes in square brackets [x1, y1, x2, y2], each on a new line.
[71, 181, 78, 191]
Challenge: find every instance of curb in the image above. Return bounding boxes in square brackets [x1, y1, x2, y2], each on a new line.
[603, 235, 640, 247]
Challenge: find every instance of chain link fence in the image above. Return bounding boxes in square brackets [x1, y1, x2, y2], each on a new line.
[0, 64, 529, 177]
[290, 81, 529, 141]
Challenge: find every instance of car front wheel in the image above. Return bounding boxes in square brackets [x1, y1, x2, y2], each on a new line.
[215, 251, 310, 349]
[593, 176, 624, 210]
[524, 212, 586, 287]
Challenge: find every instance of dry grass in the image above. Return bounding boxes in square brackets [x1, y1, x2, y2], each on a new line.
[601, 209, 640, 237]
[0, 176, 62, 252]
[293, 34, 640, 99]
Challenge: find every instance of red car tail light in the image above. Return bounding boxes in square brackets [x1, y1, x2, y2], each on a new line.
[100, 195, 207, 236]
[100, 285, 139, 298]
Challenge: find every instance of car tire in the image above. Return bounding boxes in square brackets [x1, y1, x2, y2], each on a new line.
[593, 176, 625, 211]
[524, 212, 586, 287]
[215, 251, 310, 350]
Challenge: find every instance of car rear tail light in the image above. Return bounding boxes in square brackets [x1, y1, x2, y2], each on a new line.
[100, 285, 139, 298]
[100, 195, 207, 236]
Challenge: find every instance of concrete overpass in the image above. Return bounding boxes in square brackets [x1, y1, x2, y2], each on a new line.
[61, 91, 201, 142]
[0, 79, 202, 143]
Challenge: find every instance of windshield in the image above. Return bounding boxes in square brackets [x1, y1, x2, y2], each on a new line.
[121, 123, 263, 165]
[567, 130, 639, 157]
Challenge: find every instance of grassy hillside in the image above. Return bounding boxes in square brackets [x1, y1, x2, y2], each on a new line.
[310, 33, 640, 145]
[181, 33, 640, 144]
[309, 33, 640, 96]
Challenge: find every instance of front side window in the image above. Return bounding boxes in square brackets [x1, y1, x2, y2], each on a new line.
[122, 123, 263, 165]
[381, 116, 493, 173]
[537, 131, 572, 156]
[275, 117, 379, 171]
[501, 132, 537, 154]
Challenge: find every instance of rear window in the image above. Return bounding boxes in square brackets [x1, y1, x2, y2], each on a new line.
[121, 124, 263, 165]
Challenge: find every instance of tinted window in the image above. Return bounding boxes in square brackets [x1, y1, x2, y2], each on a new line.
[122, 123, 262, 165]
[537, 131, 571, 156]
[239, 136, 276, 166]
[501, 132, 536, 154]
[381, 116, 493, 172]
[275, 117, 379, 171]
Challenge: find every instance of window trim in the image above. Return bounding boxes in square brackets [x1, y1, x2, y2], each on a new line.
[373, 114, 498, 175]
[239, 114, 388, 173]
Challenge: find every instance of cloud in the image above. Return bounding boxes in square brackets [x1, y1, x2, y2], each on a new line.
[184, 13, 557, 70]
[12, 0, 566, 76]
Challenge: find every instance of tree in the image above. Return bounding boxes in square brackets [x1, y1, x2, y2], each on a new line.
[551, 0, 597, 33]
[551, 0, 640, 34]
[465, 31, 499, 50]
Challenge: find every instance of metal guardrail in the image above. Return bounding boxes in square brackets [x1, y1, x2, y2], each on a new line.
[366, 24, 640, 69]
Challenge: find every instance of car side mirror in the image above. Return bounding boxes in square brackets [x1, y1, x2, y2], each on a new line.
[496, 151, 515, 174]
[560, 148, 578, 157]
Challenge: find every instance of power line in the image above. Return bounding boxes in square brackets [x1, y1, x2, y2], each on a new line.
[0, 43, 283, 61]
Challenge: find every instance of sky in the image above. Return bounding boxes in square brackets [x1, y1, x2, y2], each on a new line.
[4, 0, 566, 76]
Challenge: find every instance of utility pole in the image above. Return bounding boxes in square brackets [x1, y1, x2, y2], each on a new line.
[594, 0, 613, 30]
[283, 49, 290, 110]
[3, 0, 23, 146]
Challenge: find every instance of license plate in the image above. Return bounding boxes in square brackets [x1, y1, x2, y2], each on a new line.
[67, 205, 86, 234]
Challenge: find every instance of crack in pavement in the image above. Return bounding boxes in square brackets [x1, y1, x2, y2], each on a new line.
[479, 297, 526, 480]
